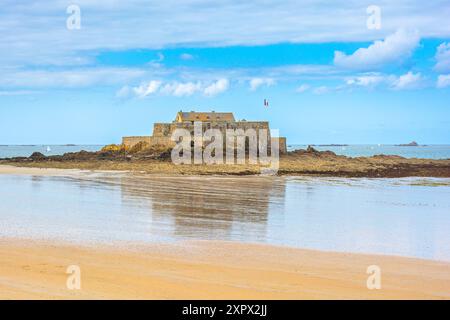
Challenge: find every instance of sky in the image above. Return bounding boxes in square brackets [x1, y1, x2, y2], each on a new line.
[1, 0, 450, 144]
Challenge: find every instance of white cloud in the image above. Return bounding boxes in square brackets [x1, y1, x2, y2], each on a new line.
[437, 74, 450, 88]
[312, 86, 329, 95]
[391, 71, 423, 90]
[0, 67, 146, 88]
[148, 53, 165, 67]
[125, 78, 231, 98]
[345, 74, 387, 87]
[2, 1, 450, 69]
[334, 29, 420, 70]
[249, 78, 275, 90]
[180, 53, 194, 60]
[203, 78, 229, 96]
[0, 63, 343, 93]
[434, 43, 450, 73]
[295, 84, 310, 93]
[132, 80, 162, 97]
[344, 71, 424, 91]
[160, 81, 202, 97]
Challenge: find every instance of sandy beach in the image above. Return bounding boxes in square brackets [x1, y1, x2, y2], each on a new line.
[1, 165, 449, 299]
[0, 164, 84, 176]
[1, 239, 449, 299]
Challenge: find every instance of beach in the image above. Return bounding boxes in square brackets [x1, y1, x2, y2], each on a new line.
[1, 239, 449, 299]
[1, 165, 449, 299]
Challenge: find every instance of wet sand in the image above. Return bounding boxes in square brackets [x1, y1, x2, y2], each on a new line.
[1, 239, 449, 299]
[0, 164, 126, 176]
[0, 164, 73, 175]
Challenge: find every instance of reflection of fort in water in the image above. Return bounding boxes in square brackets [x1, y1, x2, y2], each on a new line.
[119, 176, 287, 241]
[4, 174, 449, 260]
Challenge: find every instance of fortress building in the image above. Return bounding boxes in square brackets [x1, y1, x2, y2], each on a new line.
[122, 111, 287, 154]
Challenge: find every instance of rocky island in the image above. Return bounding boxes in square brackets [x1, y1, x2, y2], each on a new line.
[1, 144, 450, 178]
[396, 141, 419, 146]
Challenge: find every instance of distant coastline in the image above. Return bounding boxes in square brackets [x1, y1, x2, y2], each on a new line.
[311, 144, 349, 147]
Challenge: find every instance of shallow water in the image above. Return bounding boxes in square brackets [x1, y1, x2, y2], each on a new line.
[289, 144, 450, 159]
[0, 173, 449, 261]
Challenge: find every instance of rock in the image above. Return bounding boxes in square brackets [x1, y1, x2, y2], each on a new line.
[30, 152, 47, 160]
[128, 141, 150, 154]
[101, 144, 127, 153]
[306, 145, 318, 153]
[373, 154, 405, 159]
[59, 150, 96, 161]
[287, 146, 336, 158]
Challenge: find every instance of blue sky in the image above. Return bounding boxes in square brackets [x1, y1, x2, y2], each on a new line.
[1, 1, 450, 144]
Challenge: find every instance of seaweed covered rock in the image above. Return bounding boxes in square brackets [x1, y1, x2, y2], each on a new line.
[30, 152, 47, 161]
[306, 145, 318, 153]
[59, 150, 96, 161]
[156, 149, 172, 160]
[128, 141, 150, 154]
[131, 144, 173, 160]
[287, 146, 337, 158]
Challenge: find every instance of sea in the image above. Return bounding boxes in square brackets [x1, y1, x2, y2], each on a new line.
[1, 144, 450, 159]
[290, 144, 450, 159]
[0, 145, 102, 158]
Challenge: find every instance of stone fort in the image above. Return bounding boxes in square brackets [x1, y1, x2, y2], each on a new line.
[122, 111, 287, 154]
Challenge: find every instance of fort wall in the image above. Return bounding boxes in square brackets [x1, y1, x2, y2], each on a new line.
[122, 114, 287, 154]
[122, 136, 175, 148]
[122, 136, 152, 147]
[272, 137, 287, 154]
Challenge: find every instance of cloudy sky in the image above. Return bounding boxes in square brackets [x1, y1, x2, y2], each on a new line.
[1, 0, 450, 144]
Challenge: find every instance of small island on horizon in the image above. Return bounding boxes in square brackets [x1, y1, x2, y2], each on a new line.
[396, 141, 419, 147]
